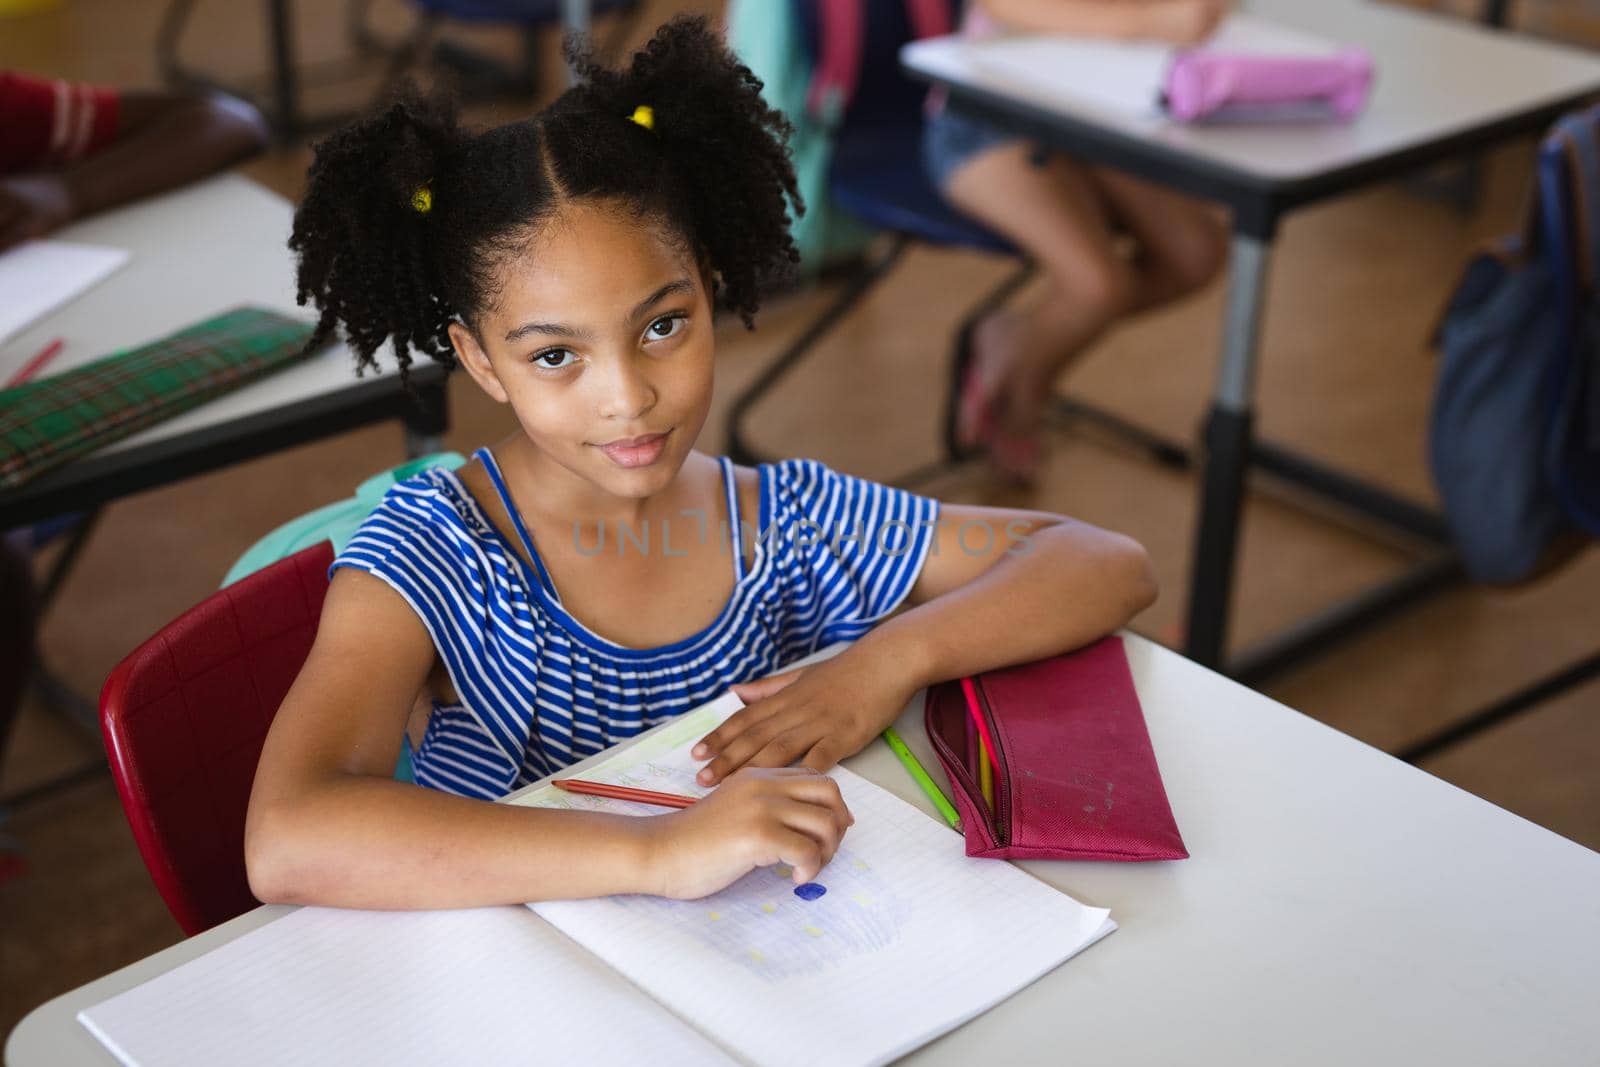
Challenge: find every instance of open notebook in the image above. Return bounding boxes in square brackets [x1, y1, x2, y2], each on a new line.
[0, 239, 129, 349]
[79, 691, 1114, 1067]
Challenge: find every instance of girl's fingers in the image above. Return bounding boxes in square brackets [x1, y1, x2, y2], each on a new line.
[693, 691, 790, 760]
[745, 728, 814, 771]
[730, 668, 804, 704]
[774, 796, 847, 855]
[698, 711, 801, 783]
[692, 705, 761, 760]
[697, 733, 775, 784]
[777, 772, 853, 830]
[694, 672, 806, 757]
[767, 828, 826, 884]
[746, 765, 850, 815]
[800, 738, 845, 775]
[707, 718, 824, 783]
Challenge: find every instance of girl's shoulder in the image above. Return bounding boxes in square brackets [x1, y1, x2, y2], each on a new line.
[749, 456, 899, 509]
[349, 463, 489, 553]
[727, 455, 824, 525]
[733, 456, 939, 547]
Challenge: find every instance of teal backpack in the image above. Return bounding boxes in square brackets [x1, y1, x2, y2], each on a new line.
[728, 0, 872, 274]
[222, 452, 466, 587]
[727, 0, 958, 275]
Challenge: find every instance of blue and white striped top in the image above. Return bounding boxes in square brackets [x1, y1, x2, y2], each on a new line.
[330, 448, 939, 798]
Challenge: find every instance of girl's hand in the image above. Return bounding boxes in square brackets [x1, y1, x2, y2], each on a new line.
[691, 651, 919, 786]
[646, 767, 853, 900]
[1149, 0, 1228, 46]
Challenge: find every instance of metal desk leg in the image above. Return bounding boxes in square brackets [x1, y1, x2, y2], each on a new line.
[563, 0, 591, 37]
[1185, 233, 1272, 669]
[562, 0, 590, 87]
[1398, 649, 1600, 763]
[404, 376, 450, 459]
[267, 0, 301, 141]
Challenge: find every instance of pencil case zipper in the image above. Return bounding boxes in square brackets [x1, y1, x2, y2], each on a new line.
[970, 677, 1012, 846]
[925, 682, 1008, 847]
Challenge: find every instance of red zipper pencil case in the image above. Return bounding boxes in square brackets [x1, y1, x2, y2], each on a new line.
[924, 636, 1188, 862]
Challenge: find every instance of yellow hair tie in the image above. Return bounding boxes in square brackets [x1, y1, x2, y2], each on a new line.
[629, 105, 655, 131]
[410, 184, 433, 214]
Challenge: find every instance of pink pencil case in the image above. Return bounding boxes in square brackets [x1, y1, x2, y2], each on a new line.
[923, 637, 1188, 862]
[1162, 49, 1374, 123]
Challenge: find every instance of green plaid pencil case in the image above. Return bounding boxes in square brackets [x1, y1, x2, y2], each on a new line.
[0, 306, 317, 492]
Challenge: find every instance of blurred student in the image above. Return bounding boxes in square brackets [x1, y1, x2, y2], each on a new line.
[0, 70, 268, 251]
[926, 0, 1230, 483]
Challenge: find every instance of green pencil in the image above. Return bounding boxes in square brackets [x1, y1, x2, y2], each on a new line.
[881, 726, 961, 831]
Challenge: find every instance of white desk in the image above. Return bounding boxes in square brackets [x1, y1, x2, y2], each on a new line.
[903, 1, 1600, 685]
[0, 173, 449, 529]
[8, 636, 1598, 1065]
[907, 0, 1600, 194]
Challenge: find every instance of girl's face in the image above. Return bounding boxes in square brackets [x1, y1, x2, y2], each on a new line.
[450, 200, 715, 503]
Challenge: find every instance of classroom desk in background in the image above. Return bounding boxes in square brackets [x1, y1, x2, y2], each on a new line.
[8, 635, 1598, 1065]
[902, 0, 1600, 685]
[0, 173, 448, 530]
[160, 0, 598, 140]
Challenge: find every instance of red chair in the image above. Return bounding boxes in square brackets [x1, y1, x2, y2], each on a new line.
[99, 542, 334, 935]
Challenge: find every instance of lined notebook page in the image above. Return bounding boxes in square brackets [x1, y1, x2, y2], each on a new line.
[78, 906, 735, 1066]
[0, 240, 129, 348]
[524, 744, 1114, 1067]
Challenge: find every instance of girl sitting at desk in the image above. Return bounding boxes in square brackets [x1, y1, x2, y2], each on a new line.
[245, 17, 1156, 908]
[927, 0, 1231, 483]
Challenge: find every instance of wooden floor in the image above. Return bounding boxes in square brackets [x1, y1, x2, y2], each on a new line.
[3, 0, 1597, 1039]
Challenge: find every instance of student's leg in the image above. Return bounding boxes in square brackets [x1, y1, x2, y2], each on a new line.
[942, 144, 1132, 478]
[1089, 167, 1228, 314]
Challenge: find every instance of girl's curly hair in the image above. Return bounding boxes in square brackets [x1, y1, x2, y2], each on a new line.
[289, 15, 802, 379]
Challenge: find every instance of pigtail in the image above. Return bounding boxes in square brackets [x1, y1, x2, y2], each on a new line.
[293, 19, 802, 368]
[556, 16, 804, 326]
[289, 88, 465, 378]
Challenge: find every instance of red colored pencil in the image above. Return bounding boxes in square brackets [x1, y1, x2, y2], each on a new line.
[961, 676, 1002, 810]
[6, 337, 64, 389]
[552, 778, 697, 809]
[960, 676, 1001, 772]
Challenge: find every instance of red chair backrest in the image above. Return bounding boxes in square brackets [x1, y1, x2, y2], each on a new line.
[99, 542, 334, 935]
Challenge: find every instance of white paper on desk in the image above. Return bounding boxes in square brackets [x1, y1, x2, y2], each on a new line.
[77, 906, 736, 1067]
[968, 13, 1343, 118]
[513, 692, 1116, 1067]
[0, 240, 129, 348]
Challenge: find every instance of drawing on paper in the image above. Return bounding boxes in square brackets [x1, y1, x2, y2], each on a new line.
[611, 849, 903, 981]
[516, 698, 908, 980]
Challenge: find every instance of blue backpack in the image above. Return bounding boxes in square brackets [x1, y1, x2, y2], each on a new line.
[1429, 107, 1600, 583]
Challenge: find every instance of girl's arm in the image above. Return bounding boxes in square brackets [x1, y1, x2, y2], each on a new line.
[862, 505, 1156, 692]
[692, 507, 1156, 783]
[978, 0, 1227, 45]
[245, 569, 850, 909]
[1, 90, 269, 252]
